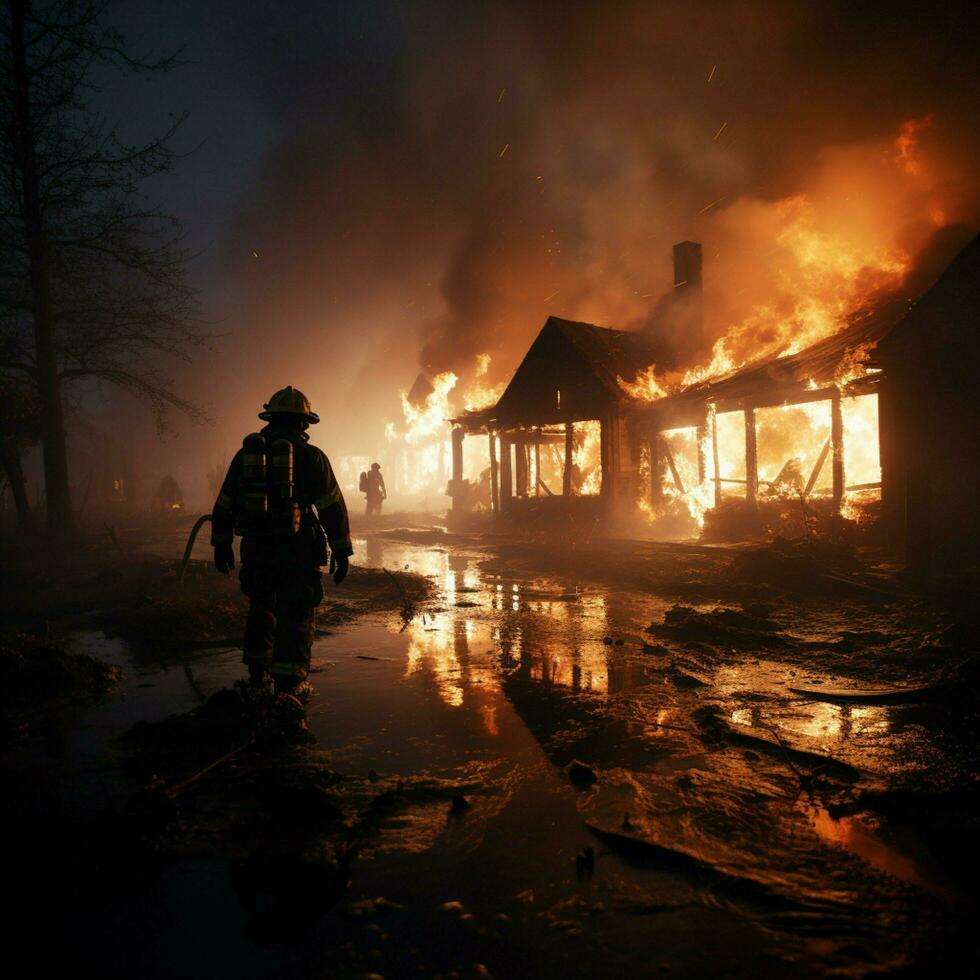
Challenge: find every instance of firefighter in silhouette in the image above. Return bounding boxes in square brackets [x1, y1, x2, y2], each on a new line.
[210, 386, 352, 693]
[363, 462, 386, 515]
[154, 474, 184, 512]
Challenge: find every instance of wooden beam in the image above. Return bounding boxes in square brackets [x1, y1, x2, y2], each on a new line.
[534, 437, 541, 497]
[488, 431, 499, 514]
[831, 391, 844, 511]
[649, 438, 664, 507]
[563, 422, 574, 496]
[696, 410, 708, 485]
[662, 439, 685, 494]
[713, 384, 840, 416]
[710, 407, 722, 508]
[804, 437, 831, 499]
[514, 434, 528, 498]
[600, 416, 611, 499]
[745, 407, 758, 509]
[451, 427, 464, 481]
[450, 427, 464, 512]
[499, 434, 513, 508]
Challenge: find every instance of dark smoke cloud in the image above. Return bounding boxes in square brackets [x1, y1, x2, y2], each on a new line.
[219, 0, 979, 446]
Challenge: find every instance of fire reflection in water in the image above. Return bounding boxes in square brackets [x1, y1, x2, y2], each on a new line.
[405, 613, 500, 709]
[731, 702, 890, 741]
[396, 544, 614, 709]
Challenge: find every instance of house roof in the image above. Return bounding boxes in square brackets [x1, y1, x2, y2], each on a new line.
[456, 316, 663, 428]
[545, 316, 664, 394]
[874, 231, 980, 361]
[647, 234, 980, 420]
[656, 310, 899, 417]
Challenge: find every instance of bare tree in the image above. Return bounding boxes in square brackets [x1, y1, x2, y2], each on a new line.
[0, 0, 207, 536]
[0, 374, 38, 530]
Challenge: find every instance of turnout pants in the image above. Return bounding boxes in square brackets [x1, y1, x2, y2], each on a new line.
[239, 535, 324, 681]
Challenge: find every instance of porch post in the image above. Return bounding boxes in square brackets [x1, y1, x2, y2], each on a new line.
[563, 422, 574, 496]
[450, 426, 464, 512]
[600, 413, 620, 501]
[600, 417, 610, 499]
[499, 432, 513, 510]
[831, 391, 845, 511]
[649, 435, 665, 508]
[534, 435, 541, 496]
[514, 433, 528, 497]
[696, 408, 709, 486]
[711, 406, 722, 508]
[745, 406, 758, 509]
[488, 431, 499, 514]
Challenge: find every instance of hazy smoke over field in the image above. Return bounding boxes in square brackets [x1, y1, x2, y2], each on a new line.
[221, 0, 978, 454]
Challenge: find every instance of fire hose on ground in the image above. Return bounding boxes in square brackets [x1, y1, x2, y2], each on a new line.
[178, 514, 212, 583]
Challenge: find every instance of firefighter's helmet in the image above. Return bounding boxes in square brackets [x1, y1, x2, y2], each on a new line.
[259, 386, 320, 424]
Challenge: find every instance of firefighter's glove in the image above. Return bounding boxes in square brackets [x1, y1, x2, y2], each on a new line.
[330, 553, 349, 585]
[214, 542, 235, 575]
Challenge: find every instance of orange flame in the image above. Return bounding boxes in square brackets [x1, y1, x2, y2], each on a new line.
[573, 420, 602, 494]
[463, 354, 506, 411]
[617, 364, 669, 403]
[398, 371, 458, 444]
[833, 341, 878, 389]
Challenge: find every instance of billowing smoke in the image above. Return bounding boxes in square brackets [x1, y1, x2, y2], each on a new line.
[220, 0, 979, 450]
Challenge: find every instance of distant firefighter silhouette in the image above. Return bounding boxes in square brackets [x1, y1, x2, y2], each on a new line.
[360, 462, 387, 515]
[210, 386, 352, 694]
[154, 474, 184, 512]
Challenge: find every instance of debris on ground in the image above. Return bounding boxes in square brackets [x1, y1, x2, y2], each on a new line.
[692, 705, 862, 786]
[788, 682, 948, 704]
[0, 633, 120, 721]
[565, 759, 598, 786]
[648, 604, 790, 649]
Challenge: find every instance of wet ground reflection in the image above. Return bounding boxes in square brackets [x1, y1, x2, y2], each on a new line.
[291, 536, 978, 975]
[351, 537, 663, 706]
[13, 528, 974, 978]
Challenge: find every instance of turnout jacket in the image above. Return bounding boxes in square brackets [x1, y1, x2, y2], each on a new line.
[211, 424, 353, 559]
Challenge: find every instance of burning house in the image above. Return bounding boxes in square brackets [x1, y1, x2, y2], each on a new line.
[447, 241, 702, 525]
[450, 316, 662, 527]
[452, 234, 979, 571]
[637, 233, 980, 569]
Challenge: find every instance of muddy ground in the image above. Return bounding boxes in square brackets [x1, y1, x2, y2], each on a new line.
[1, 514, 978, 979]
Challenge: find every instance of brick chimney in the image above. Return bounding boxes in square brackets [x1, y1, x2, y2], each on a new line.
[672, 241, 704, 350]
